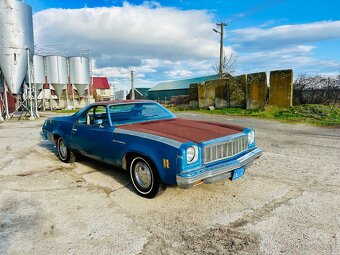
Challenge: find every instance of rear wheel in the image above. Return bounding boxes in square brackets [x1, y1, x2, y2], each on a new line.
[57, 137, 76, 163]
[129, 156, 163, 198]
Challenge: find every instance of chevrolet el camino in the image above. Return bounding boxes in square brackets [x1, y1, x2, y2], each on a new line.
[40, 100, 262, 198]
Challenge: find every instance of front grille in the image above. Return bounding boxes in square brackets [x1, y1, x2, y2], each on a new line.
[203, 135, 248, 164]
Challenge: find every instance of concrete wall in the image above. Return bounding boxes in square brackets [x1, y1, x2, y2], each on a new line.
[208, 79, 228, 109]
[189, 83, 199, 108]
[247, 72, 267, 110]
[269, 69, 293, 108]
[228, 75, 247, 108]
[198, 79, 228, 109]
[198, 82, 214, 108]
[148, 69, 295, 109]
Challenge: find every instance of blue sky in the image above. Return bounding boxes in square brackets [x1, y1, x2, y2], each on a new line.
[26, 0, 340, 90]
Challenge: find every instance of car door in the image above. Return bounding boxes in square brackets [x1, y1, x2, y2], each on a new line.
[71, 105, 114, 161]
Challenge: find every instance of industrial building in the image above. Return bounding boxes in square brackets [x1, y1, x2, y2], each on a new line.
[115, 90, 128, 100]
[126, 88, 149, 100]
[90, 77, 111, 101]
[148, 74, 218, 102]
[0, 0, 93, 119]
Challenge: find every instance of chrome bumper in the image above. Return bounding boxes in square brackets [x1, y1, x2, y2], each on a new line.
[176, 147, 263, 188]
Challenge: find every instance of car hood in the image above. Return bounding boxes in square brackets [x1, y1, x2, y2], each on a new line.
[118, 118, 245, 143]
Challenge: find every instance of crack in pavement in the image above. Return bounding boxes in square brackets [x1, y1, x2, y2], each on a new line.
[2, 187, 77, 193]
[250, 173, 340, 194]
[228, 189, 303, 229]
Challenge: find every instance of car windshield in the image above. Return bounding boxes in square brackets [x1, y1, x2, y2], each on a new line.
[109, 102, 175, 125]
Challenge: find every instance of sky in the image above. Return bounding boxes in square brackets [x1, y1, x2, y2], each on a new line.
[26, 0, 340, 90]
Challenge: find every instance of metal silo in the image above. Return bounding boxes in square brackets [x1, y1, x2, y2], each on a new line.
[45, 55, 68, 98]
[69, 56, 90, 97]
[0, 0, 34, 95]
[25, 55, 45, 90]
[32, 55, 46, 91]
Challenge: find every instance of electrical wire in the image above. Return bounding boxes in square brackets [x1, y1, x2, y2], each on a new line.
[159, 25, 218, 61]
[160, 0, 288, 61]
[165, 30, 218, 62]
[226, 0, 287, 24]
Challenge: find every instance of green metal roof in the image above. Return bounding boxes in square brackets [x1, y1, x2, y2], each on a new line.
[149, 74, 219, 91]
[135, 88, 149, 97]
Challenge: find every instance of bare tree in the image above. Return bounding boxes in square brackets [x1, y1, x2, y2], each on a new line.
[293, 73, 340, 105]
[213, 53, 237, 77]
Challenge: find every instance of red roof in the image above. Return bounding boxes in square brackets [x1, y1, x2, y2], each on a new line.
[93, 77, 110, 89]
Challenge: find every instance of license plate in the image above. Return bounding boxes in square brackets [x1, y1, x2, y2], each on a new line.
[232, 167, 245, 180]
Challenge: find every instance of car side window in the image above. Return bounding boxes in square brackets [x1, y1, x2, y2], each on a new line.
[78, 105, 110, 127]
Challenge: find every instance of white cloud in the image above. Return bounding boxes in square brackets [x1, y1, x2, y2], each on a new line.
[33, 2, 340, 88]
[33, 3, 219, 66]
[33, 2, 223, 88]
[236, 45, 339, 75]
[230, 20, 340, 50]
[229, 21, 340, 75]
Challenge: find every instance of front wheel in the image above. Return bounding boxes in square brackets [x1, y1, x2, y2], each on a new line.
[129, 156, 164, 198]
[57, 137, 76, 163]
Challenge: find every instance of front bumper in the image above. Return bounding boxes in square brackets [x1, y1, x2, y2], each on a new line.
[176, 147, 262, 188]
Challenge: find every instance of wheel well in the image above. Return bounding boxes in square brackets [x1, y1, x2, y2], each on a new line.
[124, 152, 155, 171]
[53, 134, 61, 144]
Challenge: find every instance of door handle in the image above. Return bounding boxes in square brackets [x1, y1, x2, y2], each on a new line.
[72, 128, 77, 132]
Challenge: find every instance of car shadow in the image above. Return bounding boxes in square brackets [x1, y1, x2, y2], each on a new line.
[78, 157, 135, 192]
[37, 141, 136, 195]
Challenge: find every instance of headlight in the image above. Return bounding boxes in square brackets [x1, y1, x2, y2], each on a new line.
[248, 131, 255, 144]
[186, 145, 198, 163]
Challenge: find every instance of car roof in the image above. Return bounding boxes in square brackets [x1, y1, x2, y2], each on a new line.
[92, 100, 154, 106]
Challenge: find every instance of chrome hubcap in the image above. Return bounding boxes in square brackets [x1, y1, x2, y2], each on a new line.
[59, 140, 67, 159]
[134, 161, 152, 189]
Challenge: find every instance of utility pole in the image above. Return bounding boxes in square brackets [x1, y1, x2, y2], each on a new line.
[130, 70, 135, 100]
[214, 22, 227, 79]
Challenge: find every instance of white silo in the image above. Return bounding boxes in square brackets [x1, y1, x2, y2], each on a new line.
[32, 55, 46, 91]
[0, 0, 34, 95]
[69, 56, 90, 97]
[31, 55, 46, 114]
[45, 56, 68, 109]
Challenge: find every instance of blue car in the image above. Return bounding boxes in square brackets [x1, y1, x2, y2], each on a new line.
[41, 100, 262, 198]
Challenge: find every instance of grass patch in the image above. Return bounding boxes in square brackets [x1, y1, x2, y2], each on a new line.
[168, 104, 340, 127]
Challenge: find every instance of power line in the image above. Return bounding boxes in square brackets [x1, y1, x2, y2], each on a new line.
[165, 30, 218, 62]
[159, 26, 218, 61]
[159, 0, 287, 62]
[226, 0, 287, 24]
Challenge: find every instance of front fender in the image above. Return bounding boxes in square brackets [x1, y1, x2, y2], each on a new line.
[120, 138, 181, 185]
[49, 121, 74, 149]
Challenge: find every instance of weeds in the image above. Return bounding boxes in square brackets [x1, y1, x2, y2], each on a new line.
[168, 104, 340, 127]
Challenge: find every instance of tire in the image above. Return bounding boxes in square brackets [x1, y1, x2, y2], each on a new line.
[129, 156, 164, 198]
[57, 137, 76, 163]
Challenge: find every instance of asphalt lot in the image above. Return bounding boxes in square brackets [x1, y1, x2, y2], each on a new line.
[0, 111, 339, 255]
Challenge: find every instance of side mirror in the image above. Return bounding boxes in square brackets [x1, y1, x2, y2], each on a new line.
[93, 119, 103, 126]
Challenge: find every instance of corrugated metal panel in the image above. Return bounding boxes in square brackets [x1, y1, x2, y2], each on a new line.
[149, 74, 218, 92]
[148, 89, 189, 101]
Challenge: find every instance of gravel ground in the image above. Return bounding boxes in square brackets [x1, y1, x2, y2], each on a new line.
[0, 111, 339, 255]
